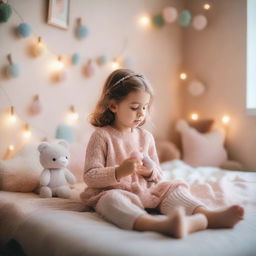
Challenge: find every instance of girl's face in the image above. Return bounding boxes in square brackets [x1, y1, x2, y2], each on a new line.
[110, 90, 151, 132]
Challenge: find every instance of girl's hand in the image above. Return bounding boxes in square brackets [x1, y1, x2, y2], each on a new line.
[115, 158, 140, 181]
[136, 165, 153, 178]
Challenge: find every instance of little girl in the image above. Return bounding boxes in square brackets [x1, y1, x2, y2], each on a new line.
[81, 69, 244, 238]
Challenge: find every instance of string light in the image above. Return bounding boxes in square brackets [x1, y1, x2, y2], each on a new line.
[203, 3, 211, 10]
[191, 113, 199, 120]
[3, 144, 16, 160]
[67, 105, 79, 124]
[32, 36, 46, 57]
[180, 72, 187, 80]
[111, 58, 120, 70]
[138, 15, 151, 27]
[23, 123, 32, 139]
[8, 144, 15, 151]
[50, 55, 66, 82]
[222, 115, 230, 125]
[8, 106, 17, 123]
[51, 55, 64, 71]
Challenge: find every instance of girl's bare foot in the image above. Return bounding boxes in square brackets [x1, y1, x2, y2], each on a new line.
[134, 207, 208, 239]
[163, 207, 208, 238]
[194, 205, 244, 228]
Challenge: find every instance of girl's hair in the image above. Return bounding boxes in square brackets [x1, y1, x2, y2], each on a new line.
[90, 69, 153, 127]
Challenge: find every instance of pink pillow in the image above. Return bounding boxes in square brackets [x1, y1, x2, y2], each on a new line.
[177, 120, 227, 167]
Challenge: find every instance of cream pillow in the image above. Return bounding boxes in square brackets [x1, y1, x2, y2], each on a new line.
[176, 120, 227, 167]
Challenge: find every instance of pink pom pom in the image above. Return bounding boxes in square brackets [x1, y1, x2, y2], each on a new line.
[143, 155, 155, 170]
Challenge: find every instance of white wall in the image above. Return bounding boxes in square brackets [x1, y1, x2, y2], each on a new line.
[0, 0, 184, 158]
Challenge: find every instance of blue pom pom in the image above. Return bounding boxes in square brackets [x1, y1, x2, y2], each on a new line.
[7, 63, 20, 78]
[75, 25, 89, 39]
[55, 124, 75, 143]
[18, 23, 32, 37]
[72, 53, 80, 65]
[178, 10, 191, 27]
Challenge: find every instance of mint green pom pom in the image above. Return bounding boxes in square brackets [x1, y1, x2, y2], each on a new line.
[7, 63, 20, 78]
[179, 10, 191, 27]
[152, 14, 165, 28]
[0, 3, 12, 22]
[56, 124, 75, 143]
[72, 53, 80, 65]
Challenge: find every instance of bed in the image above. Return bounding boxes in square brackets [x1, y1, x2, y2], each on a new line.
[0, 160, 256, 256]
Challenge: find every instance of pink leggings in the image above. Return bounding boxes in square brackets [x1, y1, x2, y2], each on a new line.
[95, 186, 204, 230]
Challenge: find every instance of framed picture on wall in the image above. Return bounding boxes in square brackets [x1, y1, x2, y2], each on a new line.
[47, 0, 70, 30]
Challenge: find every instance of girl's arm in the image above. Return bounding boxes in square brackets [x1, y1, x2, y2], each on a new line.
[83, 131, 119, 188]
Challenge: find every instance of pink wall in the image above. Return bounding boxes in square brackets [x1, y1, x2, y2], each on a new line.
[0, 0, 184, 158]
[183, 0, 256, 170]
[1, 0, 255, 171]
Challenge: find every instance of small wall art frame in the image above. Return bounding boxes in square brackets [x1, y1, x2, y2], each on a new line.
[47, 0, 70, 30]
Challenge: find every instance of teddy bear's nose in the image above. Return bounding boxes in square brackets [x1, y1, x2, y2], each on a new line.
[57, 156, 68, 166]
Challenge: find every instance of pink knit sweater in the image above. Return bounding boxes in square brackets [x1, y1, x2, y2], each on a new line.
[80, 126, 188, 208]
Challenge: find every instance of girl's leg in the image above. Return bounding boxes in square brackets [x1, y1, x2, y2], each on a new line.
[193, 205, 244, 228]
[159, 186, 206, 216]
[159, 185, 244, 229]
[95, 190, 146, 230]
[95, 189, 204, 238]
[134, 207, 207, 238]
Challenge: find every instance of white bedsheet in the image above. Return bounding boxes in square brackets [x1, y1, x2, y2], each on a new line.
[161, 160, 256, 210]
[1, 160, 256, 256]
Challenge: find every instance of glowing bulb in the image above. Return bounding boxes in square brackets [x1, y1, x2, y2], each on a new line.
[222, 115, 230, 125]
[51, 56, 64, 71]
[139, 15, 150, 26]
[8, 106, 17, 123]
[8, 145, 15, 151]
[67, 105, 79, 124]
[191, 113, 199, 120]
[203, 3, 211, 10]
[23, 123, 31, 139]
[111, 59, 120, 70]
[180, 73, 187, 80]
[33, 37, 46, 57]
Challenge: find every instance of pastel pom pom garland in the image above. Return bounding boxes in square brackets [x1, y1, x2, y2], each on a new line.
[75, 18, 89, 39]
[6, 54, 20, 78]
[72, 53, 81, 65]
[162, 6, 178, 23]
[0, 2, 12, 22]
[192, 14, 208, 30]
[152, 13, 165, 28]
[17, 22, 32, 37]
[178, 10, 192, 27]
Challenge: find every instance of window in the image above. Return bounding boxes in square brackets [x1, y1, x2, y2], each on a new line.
[247, 0, 256, 114]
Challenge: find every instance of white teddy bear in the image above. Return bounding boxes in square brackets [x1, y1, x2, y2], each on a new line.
[38, 141, 76, 198]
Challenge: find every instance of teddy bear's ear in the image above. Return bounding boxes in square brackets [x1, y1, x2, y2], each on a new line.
[38, 142, 49, 152]
[58, 140, 69, 149]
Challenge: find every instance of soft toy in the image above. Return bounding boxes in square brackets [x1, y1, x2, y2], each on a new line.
[38, 141, 76, 198]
